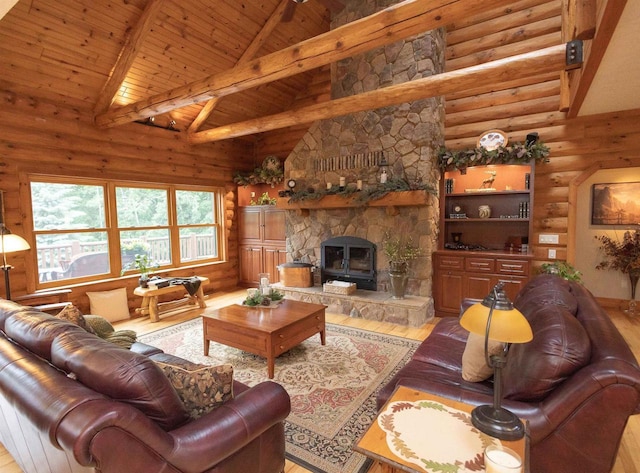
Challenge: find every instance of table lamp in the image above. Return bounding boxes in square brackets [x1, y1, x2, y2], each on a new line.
[459, 282, 532, 440]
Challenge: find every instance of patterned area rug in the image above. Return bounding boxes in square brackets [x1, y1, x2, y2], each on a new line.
[139, 318, 420, 473]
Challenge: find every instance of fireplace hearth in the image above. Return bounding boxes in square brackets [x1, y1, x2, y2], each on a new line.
[321, 236, 376, 290]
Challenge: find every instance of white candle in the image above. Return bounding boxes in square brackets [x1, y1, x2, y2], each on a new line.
[380, 169, 388, 184]
[485, 446, 522, 473]
[339, 177, 345, 187]
[326, 182, 332, 190]
[260, 277, 269, 287]
[357, 179, 363, 190]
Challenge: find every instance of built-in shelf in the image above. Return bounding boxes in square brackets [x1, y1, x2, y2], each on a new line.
[276, 190, 430, 211]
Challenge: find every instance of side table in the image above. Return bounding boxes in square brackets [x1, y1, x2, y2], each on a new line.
[134, 276, 208, 322]
[355, 386, 529, 473]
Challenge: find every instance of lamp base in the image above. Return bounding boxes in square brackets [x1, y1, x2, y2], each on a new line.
[471, 404, 525, 441]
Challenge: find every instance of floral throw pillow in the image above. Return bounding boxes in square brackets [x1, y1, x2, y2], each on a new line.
[56, 304, 97, 335]
[155, 361, 234, 419]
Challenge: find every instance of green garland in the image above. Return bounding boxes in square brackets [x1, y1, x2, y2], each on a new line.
[233, 156, 284, 186]
[438, 141, 550, 171]
[286, 178, 436, 205]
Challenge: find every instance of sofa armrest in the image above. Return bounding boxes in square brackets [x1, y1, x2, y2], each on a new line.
[59, 381, 290, 471]
[168, 381, 290, 469]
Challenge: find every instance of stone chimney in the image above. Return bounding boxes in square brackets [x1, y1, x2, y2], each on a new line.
[283, 0, 445, 299]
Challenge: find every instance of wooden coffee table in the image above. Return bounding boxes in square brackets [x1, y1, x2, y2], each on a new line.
[202, 299, 326, 378]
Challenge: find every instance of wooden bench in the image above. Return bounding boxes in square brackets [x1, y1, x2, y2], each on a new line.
[133, 277, 208, 322]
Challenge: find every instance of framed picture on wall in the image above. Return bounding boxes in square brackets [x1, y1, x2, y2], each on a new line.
[592, 181, 640, 225]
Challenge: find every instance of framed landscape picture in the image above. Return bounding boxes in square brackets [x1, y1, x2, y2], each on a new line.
[592, 181, 640, 225]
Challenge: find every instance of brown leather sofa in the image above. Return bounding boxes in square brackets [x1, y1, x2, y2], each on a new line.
[0, 299, 291, 473]
[377, 274, 640, 473]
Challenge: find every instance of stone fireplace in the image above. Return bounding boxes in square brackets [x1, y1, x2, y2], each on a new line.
[280, 0, 445, 325]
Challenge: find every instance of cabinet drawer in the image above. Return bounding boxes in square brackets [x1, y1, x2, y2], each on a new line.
[465, 257, 495, 273]
[437, 255, 464, 270]
[496, 259, 529, 276]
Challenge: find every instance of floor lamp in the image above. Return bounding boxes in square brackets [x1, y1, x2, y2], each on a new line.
[0, 224, 31, 300]
[459, 282, 533, 440]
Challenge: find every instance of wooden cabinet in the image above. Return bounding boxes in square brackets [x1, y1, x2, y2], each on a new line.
[434, 252, 532, 317]
[434, 164, 534, 316]
[238, 206, 286, 285]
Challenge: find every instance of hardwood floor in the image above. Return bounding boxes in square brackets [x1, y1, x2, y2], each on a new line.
[1, 289, 639, 472]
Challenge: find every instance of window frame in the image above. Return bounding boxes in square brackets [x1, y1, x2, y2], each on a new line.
[27, 174, 226, 289]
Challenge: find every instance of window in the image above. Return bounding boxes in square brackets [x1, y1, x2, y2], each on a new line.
[30, 177, 224, 286]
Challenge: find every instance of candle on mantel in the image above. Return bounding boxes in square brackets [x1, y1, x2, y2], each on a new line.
[339, 177, 346, 188]
[326, 182, 332, 190]
[357, 179, 363, 191]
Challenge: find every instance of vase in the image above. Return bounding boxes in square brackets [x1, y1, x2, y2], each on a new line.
[625, 270, 640, 317]
[139, 275, 149, 288]
[389, 262, 408, 299]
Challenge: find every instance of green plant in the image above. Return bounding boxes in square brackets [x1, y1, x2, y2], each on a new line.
[121, 254, 159, 278]
[539, 261, 583, 283]
[250, 192, 277, 206]
[233, 156, 284, 186]
[242, 288, 284, 306]
[438, 141, 550, 172]
[382, 232, 422, 266]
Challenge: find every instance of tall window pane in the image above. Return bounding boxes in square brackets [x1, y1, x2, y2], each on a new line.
[117, 187, 170, 269]
[31, 182, 109, 282]
[176, 190, 219, 262]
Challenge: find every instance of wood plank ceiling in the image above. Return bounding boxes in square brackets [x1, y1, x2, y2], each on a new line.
[0, 0, 331, 135]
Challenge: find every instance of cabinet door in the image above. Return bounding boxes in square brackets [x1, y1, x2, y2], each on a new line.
[491, 276, 528, 301]
[239, 246, 262, 285]
[464, 273, 493, 300]
[263, 247, 286, 283]
[239, 208, 262, 242]
[263, 208, 286, 243]
[435, 271, 464, 315]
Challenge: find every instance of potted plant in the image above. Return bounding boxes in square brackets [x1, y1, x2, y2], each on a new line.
[122, 254, 159, 288]
[595, 228, 640, 315]
[538, 261, 583, 283]
[382, 232, 422, 299]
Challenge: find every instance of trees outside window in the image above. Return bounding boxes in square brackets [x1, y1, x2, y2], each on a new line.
[30, 177, 224, 286]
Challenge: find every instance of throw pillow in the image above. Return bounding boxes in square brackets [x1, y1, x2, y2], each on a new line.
[86, 288, 130, 322]
[155, 361, 234, 419]
[56, 304, 97, 335]
[84, 314, 115, 338]
[84, 314, 137, 348]
[104, 330, 138, 349]
[461, 332, 504, 382]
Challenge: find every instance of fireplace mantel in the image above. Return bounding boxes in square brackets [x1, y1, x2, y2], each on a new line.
[276, 190, 431, 214]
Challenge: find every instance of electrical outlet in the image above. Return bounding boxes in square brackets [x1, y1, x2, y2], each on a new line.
[548, 249, 557, 259]
[539, 234, 559, 244]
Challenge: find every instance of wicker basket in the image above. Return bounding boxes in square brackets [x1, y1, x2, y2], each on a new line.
[323, 281, 357, 295]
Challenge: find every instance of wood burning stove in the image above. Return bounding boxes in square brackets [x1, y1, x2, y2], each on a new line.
[321, 236, 376, 290]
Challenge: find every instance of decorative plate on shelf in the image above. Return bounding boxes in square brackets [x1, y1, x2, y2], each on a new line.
[477, 129, 508, 151]
[377, 400, 499, 472]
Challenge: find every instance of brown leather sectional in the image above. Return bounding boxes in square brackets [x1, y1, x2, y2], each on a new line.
[377, 275, 640, 473]
[0, 299, 290, 473]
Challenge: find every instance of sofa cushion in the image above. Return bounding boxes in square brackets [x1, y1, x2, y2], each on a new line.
[514, 275, 578, 317]
[155, 360, 234, 419]
[503, 305, 591, 402]
[461, 333, 504, 382]
[4, 310, 87, 361]
[86, 288, 130, 322]
[51, 330, 190, 430]
[56, 304, 96, 335]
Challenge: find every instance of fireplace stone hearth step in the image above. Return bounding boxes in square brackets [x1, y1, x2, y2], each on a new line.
[273, 284, 434, 327]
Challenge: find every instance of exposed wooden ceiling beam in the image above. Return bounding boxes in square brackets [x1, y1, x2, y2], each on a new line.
[188, 44, 570, 143]
[566, 0, 627, 117]
[94, 0, 516, 128]
[188, 0, 291, 134]
[94, 0, 166, 114]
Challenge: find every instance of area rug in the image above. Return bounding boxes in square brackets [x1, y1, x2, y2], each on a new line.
[139, 318, 420, 473]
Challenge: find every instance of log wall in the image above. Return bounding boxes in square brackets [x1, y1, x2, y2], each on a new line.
[442, 0, 640, 306]
[0, 84, 254, 313]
